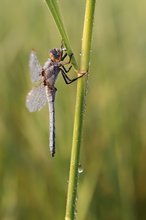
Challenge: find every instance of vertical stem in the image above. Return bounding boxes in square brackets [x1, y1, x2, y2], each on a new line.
[65, 1, 96, 220]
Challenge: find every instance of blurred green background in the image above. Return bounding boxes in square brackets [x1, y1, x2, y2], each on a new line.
[0, 0, 146, 219]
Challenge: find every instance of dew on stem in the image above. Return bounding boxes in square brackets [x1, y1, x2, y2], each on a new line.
[78, 164, 84, 174]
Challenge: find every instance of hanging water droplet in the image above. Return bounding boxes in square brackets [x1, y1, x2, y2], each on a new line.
[78, 164, 84, 174]
[74, 208, 78, 220]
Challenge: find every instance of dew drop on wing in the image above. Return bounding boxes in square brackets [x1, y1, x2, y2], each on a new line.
[26, 84, 47, 112]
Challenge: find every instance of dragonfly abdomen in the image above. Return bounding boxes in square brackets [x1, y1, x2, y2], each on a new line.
[46, 86, 56, 157]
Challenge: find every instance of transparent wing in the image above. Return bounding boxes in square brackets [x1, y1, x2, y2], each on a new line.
[29, 50, 42, 83]
[26, 84, 47, 112]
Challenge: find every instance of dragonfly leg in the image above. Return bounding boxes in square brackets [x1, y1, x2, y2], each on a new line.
[61, 41, 73, 62]
[61, 64, 72, 73]
[60, 68, 87, 84]
[61, 53, 67, 61]
[61, 53, 73, 65]
[61, 71, 72, 84]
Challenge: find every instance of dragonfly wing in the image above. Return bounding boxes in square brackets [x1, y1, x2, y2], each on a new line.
[26, 84, 47, 112]
[29, 50, 42, 83]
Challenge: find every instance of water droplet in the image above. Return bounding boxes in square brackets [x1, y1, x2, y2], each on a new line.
[78, 164, 84, 174]
[74, 208, 78, 219]
[79, 52, 85, 57]
[62, 47, 66, 51]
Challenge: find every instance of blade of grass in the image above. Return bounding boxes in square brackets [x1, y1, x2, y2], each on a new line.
[44, 0, 78, 70]
[65, 1, 96, 220]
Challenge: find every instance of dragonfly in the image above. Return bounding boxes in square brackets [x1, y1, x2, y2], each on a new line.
[26, 46, 86, 157]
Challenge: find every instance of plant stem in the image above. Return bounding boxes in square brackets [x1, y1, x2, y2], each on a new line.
[44, 0, 78, 70]
[65, 1, 96, 220]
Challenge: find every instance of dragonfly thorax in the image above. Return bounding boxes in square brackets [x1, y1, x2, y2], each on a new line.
[42, 59, 60, 87]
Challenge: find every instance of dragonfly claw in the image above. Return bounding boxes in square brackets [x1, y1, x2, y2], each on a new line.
[78, 70, 88, 77]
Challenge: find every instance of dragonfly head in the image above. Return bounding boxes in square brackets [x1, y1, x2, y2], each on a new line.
[49, 48, 63, 62]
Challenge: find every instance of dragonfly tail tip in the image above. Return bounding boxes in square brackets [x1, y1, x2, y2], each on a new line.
[51, 150, 55, 157]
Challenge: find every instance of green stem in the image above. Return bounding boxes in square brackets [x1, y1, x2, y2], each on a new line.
[65, 1, 96, 220]
[44, 0, 78, 70]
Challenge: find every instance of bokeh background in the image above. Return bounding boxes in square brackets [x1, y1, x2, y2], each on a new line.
[0, 0, 146, 219]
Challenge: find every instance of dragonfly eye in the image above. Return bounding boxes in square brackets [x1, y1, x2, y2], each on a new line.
[49, 48, 62, 61]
